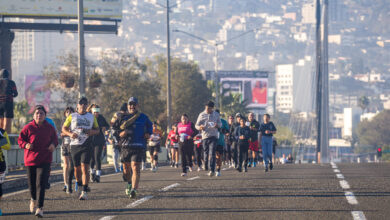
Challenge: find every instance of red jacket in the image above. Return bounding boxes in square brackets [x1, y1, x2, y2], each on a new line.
[18, 120, 58, 166]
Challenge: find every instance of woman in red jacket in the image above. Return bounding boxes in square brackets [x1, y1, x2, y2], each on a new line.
[18, 105, 58, 218]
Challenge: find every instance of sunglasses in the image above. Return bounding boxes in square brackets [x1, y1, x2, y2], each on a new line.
[128, 102, 137, 106]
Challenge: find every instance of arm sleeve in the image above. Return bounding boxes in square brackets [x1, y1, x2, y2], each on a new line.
[146, 117, 153, 134]
[92, 116, 99, 129]
[100, 116, 110, 128]
[195, 114, 202, 130]
[18, 126, 29, 149]
[1, 131, 11, 150]
[271, 122, 277, 132]
[63, 115, 72, 128]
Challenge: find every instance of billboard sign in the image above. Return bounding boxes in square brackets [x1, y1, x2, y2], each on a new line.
[206, 71, 269, 109]
[25, 75, 51, 114]
[0, 0, 122, 20]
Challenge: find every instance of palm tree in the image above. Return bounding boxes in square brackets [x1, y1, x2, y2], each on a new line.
[358, 96, 370, 113]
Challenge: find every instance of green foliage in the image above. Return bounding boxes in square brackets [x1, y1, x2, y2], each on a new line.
[356, 110, 390, 154]
[146, 55, 211, 123]
[274, 125, 295, 146]
[358, 96, 369, 113]
[12, 100, 30, 133]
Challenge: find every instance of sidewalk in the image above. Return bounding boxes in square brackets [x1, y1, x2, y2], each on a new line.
[2, 163, 116, 193]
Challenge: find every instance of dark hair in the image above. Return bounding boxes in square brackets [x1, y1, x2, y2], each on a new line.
[64, 107, 75, 117]
[264, 114, 271, 118]
[181, 113, 189, 118]
[215, 109, 220, 114]
[34, 105, 47, 115]
[240, 116, 246, 122]
[120, 103, 127, 112]
[1, 69, 9, 78]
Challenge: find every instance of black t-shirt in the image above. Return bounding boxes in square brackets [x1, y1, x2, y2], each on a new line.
[249, 120, 260, 141]
[259, 122, 276, 137]
[93, 114, 109, 146]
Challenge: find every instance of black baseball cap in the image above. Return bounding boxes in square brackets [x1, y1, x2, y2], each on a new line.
[128, 97, 138, 105]
[205, 100, 215, 108]
[78, 97, 88, 105]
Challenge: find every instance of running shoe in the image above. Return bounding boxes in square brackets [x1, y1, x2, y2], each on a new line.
[75, 182, 79, 192]
[30, 199, 37, 213]
[253, 162, 257, 167]
[175, 163, 179, 168]
[236, 167, 242, 172]
[265, 167, 268, 172]
[120, 165, 123, 172]
[79, 191, 87, 200]
[141, 163, 146, 171]
[62, 185, 67, 192]
[95, 175, 100, 183]
[122, 174, 127, 182]
[115, 168, 120, 173]
[248, 162, 252, 168]
[129, 189, 137, 199]
[197, 167, 202, 172]
[150, 165, 154, 171]
[45, 182, 50, 190]
[269, 163, 273, 170]
[181, 172, 187, 177]
[171, 162, 174, 167]
[244, 167, 248, 172]
[35, 208, 43, 218]
[215, 171, 221, 177]
[90, 173, 96, 182]
[208, 171, 215, 176]
[125, 183, 132, 196]
[188, 167, 193, 172]
[66, 187, 73, 194]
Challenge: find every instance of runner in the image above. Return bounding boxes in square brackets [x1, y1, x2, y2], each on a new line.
[60, 107, 75, 194]
[62, 97, 99, 200]
[18, 105, 58, 217]
[113, 97, 152, 199]
[215, 109, 229, 177]
[177, 114, 197, 176]
[0, 69, 18, 133]
[148, 122, 163, 172]
[225, 115, 234, 167]
[166, 124, 179, 168]
[272, 137, 278, 164]
[231, 113, 241, 168]
[110, 103, 127, 174]
[0, 127, 11, 216]
[193, 133, 203, 171]
[195, 101, 221, 177]
[234, 116, 250, 172]
[247, 112, 260, 168]
[88, 104, 109, 183]
[259, 114, 277, 172]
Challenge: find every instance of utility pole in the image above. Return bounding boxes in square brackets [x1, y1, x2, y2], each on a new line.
[166, 0, 172, 133]
[214, 44, 220, 110]
[0, 28, 14, 79]
[78, 0, 86, 97]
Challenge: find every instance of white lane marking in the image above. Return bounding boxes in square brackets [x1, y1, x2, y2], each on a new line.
[331, 165, 338, 169]
[222, 167, 230, 171]
[126, 195, 154, 208]
[99, 216, 116, 220]
[160, 183, 180, 192]
[339, 180, 351, 190]
[187, 176, 200, 181]
[333, 169, 340, 173]
[330, 162, 336, 166]
[345, 192, 359, 205]
[351, 211, 366, 220]
[336, 174, 344, 179]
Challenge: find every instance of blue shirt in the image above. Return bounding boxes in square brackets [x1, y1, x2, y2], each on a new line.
[119, 112, 153, 149]
[45, 117, 57, 133]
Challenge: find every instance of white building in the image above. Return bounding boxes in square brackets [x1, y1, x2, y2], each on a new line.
[343, 107, 361, 138]
[245, 55, 259, 70]
[276, 64, 294, 113]
[302, 3, 316, 24]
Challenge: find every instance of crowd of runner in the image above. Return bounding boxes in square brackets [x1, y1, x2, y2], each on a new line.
[0, 94, 277, 218]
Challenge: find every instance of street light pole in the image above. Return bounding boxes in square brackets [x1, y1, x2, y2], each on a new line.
[166, 0, 172, 132]
[78, 0, 86, 97]
[214, 44, 220, 110]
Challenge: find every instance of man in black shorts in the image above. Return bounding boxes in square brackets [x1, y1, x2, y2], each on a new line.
[0, 69, 18, 133]
[113, 97, 152, 199]
[62, 97, 99, 200]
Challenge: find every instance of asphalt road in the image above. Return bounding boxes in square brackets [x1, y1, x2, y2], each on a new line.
[1, 162, 389, 219]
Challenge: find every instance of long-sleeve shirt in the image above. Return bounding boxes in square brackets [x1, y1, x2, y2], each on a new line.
[195, 110, 222, 139]
[0, 78, 18, 102]
[18, 120, 58, 166]
[234, 125, 251, 145]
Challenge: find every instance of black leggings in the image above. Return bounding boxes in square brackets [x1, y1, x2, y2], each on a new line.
[238, 142, 249, 169]
[27, 163, 50, 208]
[194, 146, 203, 167]
[224, 143, 232, 162]
[67, 154, 75, 189]
[90, 145, 104, 171]
[179, 140, 193, 173]
[232, 142, 238, 165]
[0, 183, 3, 197]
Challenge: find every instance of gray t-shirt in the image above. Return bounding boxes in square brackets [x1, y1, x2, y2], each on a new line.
[195, 110, 222, 139]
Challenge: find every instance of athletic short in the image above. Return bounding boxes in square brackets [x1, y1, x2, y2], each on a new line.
[216, 145, 224, 154]
[121, 147, 145, 163]
[61, 143, 71, 156]
[148, 145, 160, 155]
[249, 140, 259, 152]
[0, 102, 14, 118]
[171, 143, 179, 149]
[70, 138, 92, 167]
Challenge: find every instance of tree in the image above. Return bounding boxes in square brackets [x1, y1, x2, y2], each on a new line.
[11, 101, 30, 133]
[358, 96, 370, 113]
[274, 126, 295, 146]
[356, 110, 390, 153]
[146, 55, 212, 123]
[99, 51, 164, 121]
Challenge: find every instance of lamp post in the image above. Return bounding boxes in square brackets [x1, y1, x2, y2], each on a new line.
[173, 29, 258, 110]
[78, 0, 85, 98]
